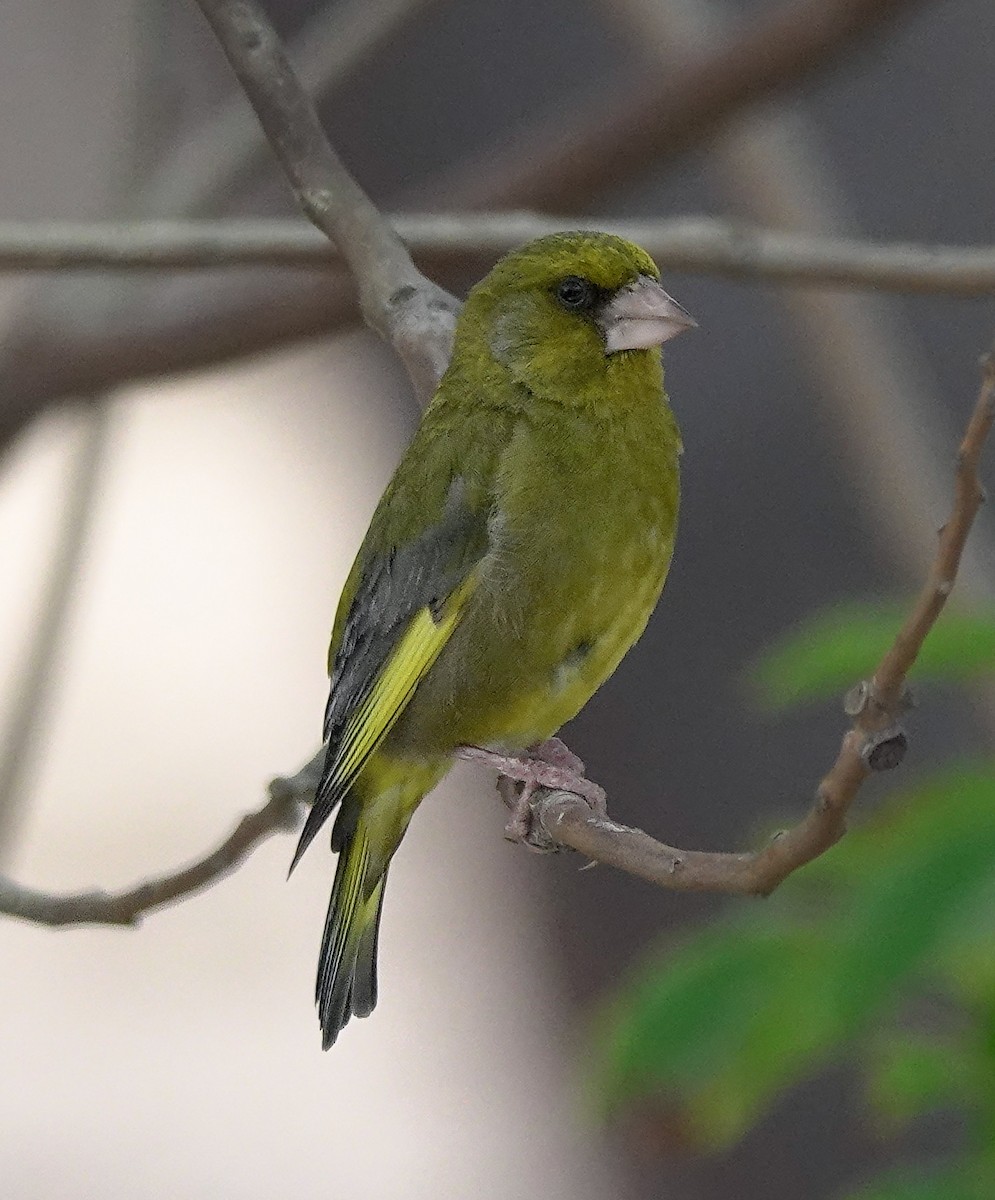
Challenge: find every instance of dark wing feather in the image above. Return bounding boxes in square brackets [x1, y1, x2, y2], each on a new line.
[290, 477, 489, 871]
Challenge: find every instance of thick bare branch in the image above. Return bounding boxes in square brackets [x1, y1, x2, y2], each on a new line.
[514, 346, 995, 894]
[9, 201, 993, 461]
[0, 272, 355, 459]
[2, 215, 995, 296]
[0, 0, 932, 459]
[0, 752, 321, 927]
[192, 0, 457, 398]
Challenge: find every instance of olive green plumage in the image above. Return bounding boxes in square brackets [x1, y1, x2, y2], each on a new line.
[292, 231, 688, 1048]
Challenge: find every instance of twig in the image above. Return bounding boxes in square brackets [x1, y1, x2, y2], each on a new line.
[427, 0, 928, 210]
[2, 352, 990, 925]
[0, 751, 322, 927]
[192, 0, 457, 400]
[0, 0, 977, 922]
[515, 346, 995, 895]
[2, 215, 995, 295]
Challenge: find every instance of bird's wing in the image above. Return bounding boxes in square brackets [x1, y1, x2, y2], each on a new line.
[290, 476, 489, 871]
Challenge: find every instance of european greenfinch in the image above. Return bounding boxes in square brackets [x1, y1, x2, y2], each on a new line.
[292, 231, 695, 1048]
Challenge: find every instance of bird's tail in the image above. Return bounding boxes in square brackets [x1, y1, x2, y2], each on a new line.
[315, 756, 445, 1049]
[316, 804, 388, 1049]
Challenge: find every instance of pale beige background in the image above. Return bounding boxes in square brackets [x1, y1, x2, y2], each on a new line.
[0, 340, 618, 1199]
[0, 4, 621, 1192]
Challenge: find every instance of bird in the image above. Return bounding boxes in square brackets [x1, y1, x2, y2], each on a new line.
[290, 230, 696, 1048]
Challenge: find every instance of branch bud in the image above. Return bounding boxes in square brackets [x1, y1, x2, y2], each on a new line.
[861, 727, 908, 772]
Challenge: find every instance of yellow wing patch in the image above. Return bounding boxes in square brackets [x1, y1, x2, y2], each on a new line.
[326, 570, 478, 796]
[289, 570, 478, 875]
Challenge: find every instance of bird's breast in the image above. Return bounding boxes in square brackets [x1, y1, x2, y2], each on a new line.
[387, 400, 680, 756]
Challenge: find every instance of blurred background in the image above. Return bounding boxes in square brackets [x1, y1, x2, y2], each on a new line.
[1, 0, 994, 1197]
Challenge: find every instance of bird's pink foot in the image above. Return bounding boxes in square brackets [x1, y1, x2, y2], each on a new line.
[455, 741, 606, 844]
[528, 736, 586, 775]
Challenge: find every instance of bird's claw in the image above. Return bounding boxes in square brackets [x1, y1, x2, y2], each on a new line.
[456, 741, 607, 850]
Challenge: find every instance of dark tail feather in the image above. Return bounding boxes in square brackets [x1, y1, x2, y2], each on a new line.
[349, 874, 387, 1019]
[315, 807, 389, 1050]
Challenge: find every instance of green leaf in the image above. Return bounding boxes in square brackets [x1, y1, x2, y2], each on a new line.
[590, 764, 995, 1149]
[752, 603, 995, 711]
[821, 767, 995, 1029]
[589, 915, 839, 1146]
[867, 1030, 979, 1129]
[937, 907, 995, 1007]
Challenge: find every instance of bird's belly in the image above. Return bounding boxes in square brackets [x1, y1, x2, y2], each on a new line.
[481, 544, 669, 747]
[389, 520, 673, 756]
[482, 576, 657, 744]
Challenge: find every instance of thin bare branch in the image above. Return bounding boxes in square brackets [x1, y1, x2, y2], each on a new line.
[428, 0, 929, 210]
[0, 0, 933, 460]
[512, 347, 994, 892]
[8, 201, 992, 460]
[1, 215, 994, 295]
[2, 347, 991, 926]
[192, 0, 457, 399]
[0, 751, 321, 927]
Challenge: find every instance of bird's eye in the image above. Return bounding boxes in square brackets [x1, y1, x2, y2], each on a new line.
[555, 276, 596, 312]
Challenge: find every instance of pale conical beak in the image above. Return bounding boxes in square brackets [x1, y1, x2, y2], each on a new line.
[601, 275, 698, 353]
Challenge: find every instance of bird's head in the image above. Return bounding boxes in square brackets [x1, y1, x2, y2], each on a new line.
[452, 231, 696, 405]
